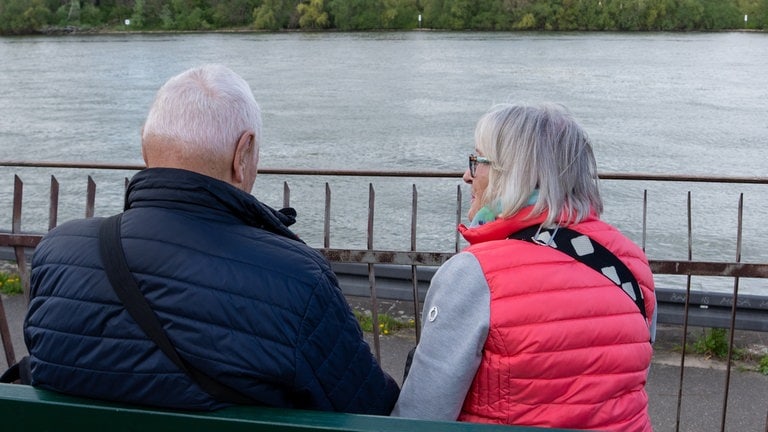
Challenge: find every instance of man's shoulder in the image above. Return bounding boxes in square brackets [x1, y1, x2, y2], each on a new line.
[40, 216, 104, 243]
[245, 233, 336, 284]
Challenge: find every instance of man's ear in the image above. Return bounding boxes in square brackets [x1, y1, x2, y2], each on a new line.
[232, 131, 255, 184]
[140, 127, 149, 166]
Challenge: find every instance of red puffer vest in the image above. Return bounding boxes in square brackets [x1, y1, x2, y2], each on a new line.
[457, 209, 655, 432]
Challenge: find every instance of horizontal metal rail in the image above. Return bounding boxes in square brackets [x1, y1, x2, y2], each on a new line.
[2, 160, 768, 183]
[3, 238, 766, 279]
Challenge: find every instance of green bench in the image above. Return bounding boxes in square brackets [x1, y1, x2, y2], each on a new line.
[0, 383, 579, 431]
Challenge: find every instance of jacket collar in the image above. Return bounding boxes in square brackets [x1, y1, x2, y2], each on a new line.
[459, 207, 600, 246]
[459, 206, 548, 246]
[125, 168, 302, 243]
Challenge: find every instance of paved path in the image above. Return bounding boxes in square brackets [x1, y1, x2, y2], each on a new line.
[3, 293, 768, 431]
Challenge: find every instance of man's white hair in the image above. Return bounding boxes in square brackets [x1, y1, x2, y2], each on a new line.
[142, 64, 261, 161]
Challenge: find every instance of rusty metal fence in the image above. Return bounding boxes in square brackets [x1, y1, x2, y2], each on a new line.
[0, 161, 767, 431]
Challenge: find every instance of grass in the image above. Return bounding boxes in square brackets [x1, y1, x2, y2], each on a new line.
[0, 271, 22, 295]
[760, 356, 768, 375]
[353, 310, 415, 335]
[688, 327, 768, 375]
[691, 328, 735, 359]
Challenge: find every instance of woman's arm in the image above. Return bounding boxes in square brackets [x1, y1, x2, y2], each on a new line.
[391, 252, 490, 420]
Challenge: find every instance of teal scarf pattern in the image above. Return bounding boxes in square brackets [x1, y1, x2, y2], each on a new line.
[468, 190, 539, 228]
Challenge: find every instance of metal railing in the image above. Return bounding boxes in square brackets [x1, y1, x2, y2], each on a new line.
[1, 161, 767, 431]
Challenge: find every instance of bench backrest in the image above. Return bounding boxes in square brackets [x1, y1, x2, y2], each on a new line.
[0, 383, 577, 431]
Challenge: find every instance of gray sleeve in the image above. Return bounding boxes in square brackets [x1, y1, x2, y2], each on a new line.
[391, 252, 490, 420]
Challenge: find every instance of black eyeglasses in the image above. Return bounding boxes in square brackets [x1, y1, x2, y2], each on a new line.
[468, 154, 491, 177]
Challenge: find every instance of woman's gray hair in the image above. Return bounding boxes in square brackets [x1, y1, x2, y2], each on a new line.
[475, 102, 603, 226]
[142, 64, 261, 161]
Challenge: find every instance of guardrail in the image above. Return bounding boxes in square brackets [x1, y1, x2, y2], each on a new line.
[1, 161, 767, 432]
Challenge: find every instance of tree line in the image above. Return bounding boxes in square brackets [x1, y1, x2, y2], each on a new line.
[1, 0, 767, 35]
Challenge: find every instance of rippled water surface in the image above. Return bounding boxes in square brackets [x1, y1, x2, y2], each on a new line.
[1, 31, 766, 293]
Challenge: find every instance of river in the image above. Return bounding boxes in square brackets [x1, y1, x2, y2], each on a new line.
[0, 31, 766, 294]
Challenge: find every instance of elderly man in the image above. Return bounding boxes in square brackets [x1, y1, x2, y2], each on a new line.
[23, 64, 399, 413]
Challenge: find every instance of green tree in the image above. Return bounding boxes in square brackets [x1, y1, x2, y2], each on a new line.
[135, 0, 169, 28]
[528, 0, 562, 30]
[647, 0, 679, 30]
[66, 0, 79, 23]
[130, 0, 144, 27]
[0, 0, 52, 33]
[211, 0, 259, 28]
[159, 3, 174, 28]
[165, 0, 211, 29]
[700, 0, 741, 28]
[381, 0, 419, 29]
[297, 0, 329, 28]
[180, 6, 209, 29]
[470, 0, 507, 30]
[420, 0, 448, 28]
[79, 2, 102, 26]
[328, 0, 382, 30]
[610, 0, 644, 30]
[101, 0, 134, 24]
[681, 0, 703, 28]
[253, 0, 296, 29]
[758, 0, 768, 28]
[514, 12, 535, 28]
[3, 0, 766, 33]
[444, 0, 473, 29]
[558, 0, 581, 30]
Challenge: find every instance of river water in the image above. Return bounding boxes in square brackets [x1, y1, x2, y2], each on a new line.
[0, 31, 766, 294]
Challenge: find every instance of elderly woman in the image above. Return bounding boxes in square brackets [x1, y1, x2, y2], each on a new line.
[392, 102, 656, 432]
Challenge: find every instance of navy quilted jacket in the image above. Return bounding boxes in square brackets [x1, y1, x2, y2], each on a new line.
[24, 168, 399, 412]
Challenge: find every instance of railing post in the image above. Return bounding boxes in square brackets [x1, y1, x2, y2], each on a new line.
[12, 176, 30, 304]
[0, 297, 13, 368]
[323, 183, 330, 249]
[720, 193, 745, 432]
[85, 176, 96, 218]
[367, 184, 380, 361]
[675, 191, 694, 432]
[0, 175, 26, 368]
[410, 185, 421, 342]
[454, 185, 462, 253]
[49, 176, 59, 231]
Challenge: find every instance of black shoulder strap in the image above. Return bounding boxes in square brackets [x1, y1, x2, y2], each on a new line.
[509, 225, 647, 319]
[98, 213, 254, 405]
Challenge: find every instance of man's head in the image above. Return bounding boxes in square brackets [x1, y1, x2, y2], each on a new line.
[141, 64, 262, 192]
